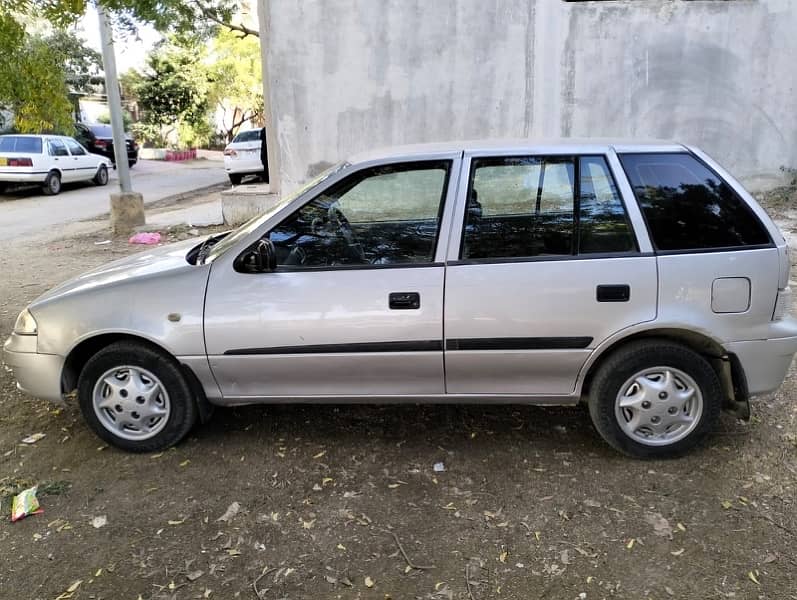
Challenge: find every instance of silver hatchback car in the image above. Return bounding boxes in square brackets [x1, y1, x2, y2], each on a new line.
[5, 140, 797, 457]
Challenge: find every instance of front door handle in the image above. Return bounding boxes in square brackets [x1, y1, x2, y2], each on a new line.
[389, 292, 420, 310]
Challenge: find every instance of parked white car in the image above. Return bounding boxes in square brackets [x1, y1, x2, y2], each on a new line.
[223, 128, 265, 185]
[0, 134, 111, 195]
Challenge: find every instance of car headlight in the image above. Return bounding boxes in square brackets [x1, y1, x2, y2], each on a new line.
[13, 309, 37, 335]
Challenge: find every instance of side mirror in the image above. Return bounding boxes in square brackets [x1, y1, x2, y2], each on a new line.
[253, 239, 277, 272]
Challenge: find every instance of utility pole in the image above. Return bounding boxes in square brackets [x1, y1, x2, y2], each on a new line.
[97, 3, 145, 232]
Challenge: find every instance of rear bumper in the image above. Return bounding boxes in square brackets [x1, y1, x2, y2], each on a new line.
[725, 335, 797, 395]
[0, 172, 47, 184]
[2, 335, 64, 402]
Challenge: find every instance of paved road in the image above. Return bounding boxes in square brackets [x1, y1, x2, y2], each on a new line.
[0, 159, 228, 241]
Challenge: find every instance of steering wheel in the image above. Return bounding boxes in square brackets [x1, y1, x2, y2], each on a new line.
[327, 204, 355, 244]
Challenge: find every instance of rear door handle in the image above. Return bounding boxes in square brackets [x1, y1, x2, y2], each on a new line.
[389, 292, 420, 310]
[596, 284, 630, 302]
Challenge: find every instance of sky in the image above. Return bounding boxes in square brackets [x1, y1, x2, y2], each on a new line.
[76, 5, 163, 74]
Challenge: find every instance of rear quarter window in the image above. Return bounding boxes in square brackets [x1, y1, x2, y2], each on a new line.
[0, 136, 42, 153]
[618, 152, 770, 251]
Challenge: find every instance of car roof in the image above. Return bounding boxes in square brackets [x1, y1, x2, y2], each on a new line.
[347, 138, 689, 164]
[0, 134, 72, 139]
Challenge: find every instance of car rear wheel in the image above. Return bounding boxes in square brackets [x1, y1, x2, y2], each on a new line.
[42, 171, 61, 195]
[77, 341, 198, 452]
[229, 173, 242, 185]
[93, 164, 109, 186]
[588, 339, 722, 458]
[129, 160, 136, 168]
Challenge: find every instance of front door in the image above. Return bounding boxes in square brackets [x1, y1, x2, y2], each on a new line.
[63, 138, 95, 181]
[204, 158, 459, 400]
[444, 153, 658, 396]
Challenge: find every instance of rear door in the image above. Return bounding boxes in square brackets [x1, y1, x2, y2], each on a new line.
[444, 151, 657, 396]
[46, 138, 70, 177]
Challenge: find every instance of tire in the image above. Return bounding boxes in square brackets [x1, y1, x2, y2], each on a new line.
[228, 173, 242, 185]
[77, 341, 198, 452]
[93, 164, 109, 186]
[128, 160, 136, 169]
[42, 171, 61, 195]
[587, 339, 722, 458]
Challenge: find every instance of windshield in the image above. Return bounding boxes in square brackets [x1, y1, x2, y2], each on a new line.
[203, 162, 350, 263]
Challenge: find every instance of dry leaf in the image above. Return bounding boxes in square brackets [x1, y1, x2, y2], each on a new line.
[217, 502, 241, 523]
[748, 570, 760, 585]
[302, 519, 316, 529]
[626, 539, 635, 549]
[365, 576, 375, 588]
[67, 580, 82, 592]
[168, 519, 185, 526]
[91, 515, 107, 529]
[499, 550, 508, 563]
[721, 500, 733, 509]
[180, 460, 190, 467]
[313, 450, 326, 459]
[644, 512, 673, 538]
[671, 548, 685, 556]
[676, 522, 686, 532]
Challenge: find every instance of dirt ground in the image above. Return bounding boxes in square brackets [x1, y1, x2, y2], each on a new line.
[1, 191, 797, 600]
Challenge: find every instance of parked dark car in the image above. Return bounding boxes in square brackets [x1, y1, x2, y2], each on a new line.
[74, 123, 139, 168]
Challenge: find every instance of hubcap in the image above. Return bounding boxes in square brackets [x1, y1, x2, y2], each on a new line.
[614, 367, 703, 446]
[92, 366, 170, 441]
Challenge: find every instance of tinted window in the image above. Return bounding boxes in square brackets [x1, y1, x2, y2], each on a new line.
[64, 138, 87, 156]
[267, 162, 450, 268]
[619, 153, 770, 251]
[232, 129, 262, 143]
[48, 139, 69, 157]
[463, 157, 575, 259]
[579, 156, 636, 253]
[0, 136, 42, 153]
[463, 155, 635, 259]
[89, 124, 114, 137]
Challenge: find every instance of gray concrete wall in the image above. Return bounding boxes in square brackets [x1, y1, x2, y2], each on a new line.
[260, 0, 797, 193]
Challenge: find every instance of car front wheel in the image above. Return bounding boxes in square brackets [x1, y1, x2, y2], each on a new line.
[77, 341, 198, 452]
[93, 164, 109, 186]
[588, 339, 722, 458]
[228, 173, 242, 185]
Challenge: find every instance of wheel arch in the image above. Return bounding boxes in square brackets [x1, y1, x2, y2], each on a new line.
[61, 332, 213, 423]
[579, 327, 734, 405]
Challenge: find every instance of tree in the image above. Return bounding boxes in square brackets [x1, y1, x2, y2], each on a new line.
[0, 18, 75, 133]
[127, 39, 212, 147]
[207, 28, 263, 142]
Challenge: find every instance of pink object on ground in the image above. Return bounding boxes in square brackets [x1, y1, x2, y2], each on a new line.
[128, 232, 162, 245]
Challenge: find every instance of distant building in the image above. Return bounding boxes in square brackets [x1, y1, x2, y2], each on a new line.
[257, 0, 796, 194]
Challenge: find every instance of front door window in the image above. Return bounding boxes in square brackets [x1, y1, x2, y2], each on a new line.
[267, 162, 451, 268]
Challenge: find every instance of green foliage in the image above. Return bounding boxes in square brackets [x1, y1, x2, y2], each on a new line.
[46, 29, 103, 95]
[126, 38, 212, 148]
[208, 27, 263, 141]
[98, 110, 133, 130]
[0, 20, 75, 133]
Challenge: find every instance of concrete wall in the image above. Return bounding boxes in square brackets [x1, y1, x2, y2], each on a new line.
[260, 0, 797, 193]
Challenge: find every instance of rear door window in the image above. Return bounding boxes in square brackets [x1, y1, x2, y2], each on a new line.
[461, 155, 636, 260]
[618, 153, 770, 251]
[48, 139, 69, 157]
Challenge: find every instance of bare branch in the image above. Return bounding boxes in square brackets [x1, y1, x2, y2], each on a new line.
[192, 0, 259, 38]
